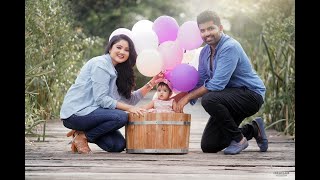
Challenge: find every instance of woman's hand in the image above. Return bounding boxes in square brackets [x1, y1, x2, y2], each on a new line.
[149, 72, 164, 86]
[140, 72, 165, 96]
[128, 106, 146, 117]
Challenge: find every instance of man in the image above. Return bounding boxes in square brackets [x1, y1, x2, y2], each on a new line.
[174, 10, 268, 155]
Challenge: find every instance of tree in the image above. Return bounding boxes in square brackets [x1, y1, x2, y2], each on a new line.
[69, 0, 186, 40]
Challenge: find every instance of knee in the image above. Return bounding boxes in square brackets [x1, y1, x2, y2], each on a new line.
[98, 135, 126, 152]
[62, 120, 72, 129]
[116, 111, 128, 126]
[109, 138, 126, 152]
[115, 139, 126, 152]
[201, 93, 210, 107]
[201, 141, 220, 153]
[201, 94, 220, 111]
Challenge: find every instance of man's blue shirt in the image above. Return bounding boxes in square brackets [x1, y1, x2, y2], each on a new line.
[191, 33, 266, 104]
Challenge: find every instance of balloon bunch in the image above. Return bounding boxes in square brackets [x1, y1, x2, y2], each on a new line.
[109, 16, 203, 92]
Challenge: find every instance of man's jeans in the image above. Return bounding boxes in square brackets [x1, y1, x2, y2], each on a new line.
[62, 108, 128, 152]
[200, 87, 264, 153]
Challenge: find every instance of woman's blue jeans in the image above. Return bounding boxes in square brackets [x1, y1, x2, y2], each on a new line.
[62, 108, 128, 152]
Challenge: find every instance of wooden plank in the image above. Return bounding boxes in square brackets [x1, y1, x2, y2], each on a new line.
[25, 90, 295, 180]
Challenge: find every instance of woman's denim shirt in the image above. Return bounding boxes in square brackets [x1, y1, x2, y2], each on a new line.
[60, 54, 143, 119]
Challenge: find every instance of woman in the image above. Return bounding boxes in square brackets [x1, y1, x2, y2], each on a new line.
[60, 34, 161, 154]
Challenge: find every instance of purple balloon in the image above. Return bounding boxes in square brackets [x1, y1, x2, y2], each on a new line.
[153, 16, 179, 44]
[170, 64, 199, 92]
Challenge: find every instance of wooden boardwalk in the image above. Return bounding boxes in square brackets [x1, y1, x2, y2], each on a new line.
[25, 91, 295, 180]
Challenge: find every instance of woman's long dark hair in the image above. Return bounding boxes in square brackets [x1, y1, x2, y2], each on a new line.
[105, 34, 137, 99]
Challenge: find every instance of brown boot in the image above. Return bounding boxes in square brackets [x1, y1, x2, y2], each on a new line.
[66, 130, 77, 153]
[67, 130, 92, 154]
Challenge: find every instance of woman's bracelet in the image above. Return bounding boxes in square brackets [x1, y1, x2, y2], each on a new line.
[147, 81, 154, 89]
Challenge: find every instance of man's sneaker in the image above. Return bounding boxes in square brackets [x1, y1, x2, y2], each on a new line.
[252, 117, 268, 152]
[224, 137, 248, 155]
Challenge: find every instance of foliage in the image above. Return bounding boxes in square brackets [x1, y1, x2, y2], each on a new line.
[68, 0, 186, 88]
[229, 0, 295, 136]
[26, 0, 295, 138]
[25, 0, 104, 139]
[260, 4, 295, 136]
[69, 0, 186, 38]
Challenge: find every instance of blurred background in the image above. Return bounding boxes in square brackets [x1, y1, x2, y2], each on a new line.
[25, 0, 295, 140]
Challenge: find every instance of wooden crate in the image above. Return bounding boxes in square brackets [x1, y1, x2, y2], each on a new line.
[125, 113, 191, 154]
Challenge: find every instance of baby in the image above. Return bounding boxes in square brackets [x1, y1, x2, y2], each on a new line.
[141, 79, 176, 113]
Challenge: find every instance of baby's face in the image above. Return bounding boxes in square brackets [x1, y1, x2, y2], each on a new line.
[156, 85, 171, 100]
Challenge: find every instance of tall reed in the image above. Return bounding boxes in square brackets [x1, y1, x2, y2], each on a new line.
[25, 0, 104, 140]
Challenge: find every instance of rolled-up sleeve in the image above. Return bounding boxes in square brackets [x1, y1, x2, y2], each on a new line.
[120, 89, 143, 105]
[91, 65, 117, 109]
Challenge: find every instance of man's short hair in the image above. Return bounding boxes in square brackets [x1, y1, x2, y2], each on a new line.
[197, 10, 221, 26]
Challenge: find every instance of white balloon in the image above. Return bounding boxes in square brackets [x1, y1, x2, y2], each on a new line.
[109, 28, 133, 41]
[132, 30, 159, 54]
[187, 47, 203, 70]
[132, 20, 153, 33]
[182, 49, 197, 64]
[136, 49, 164, 77]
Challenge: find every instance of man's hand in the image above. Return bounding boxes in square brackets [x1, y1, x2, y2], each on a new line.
[174, 95, 190, 113]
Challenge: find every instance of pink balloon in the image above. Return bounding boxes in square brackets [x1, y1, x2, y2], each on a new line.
[177, 21, 203, 50]
[170, 64, 199, 92]
[158, 41, 183, 71]
[164, 70, 172, 80]
[153, 16, 179, 44]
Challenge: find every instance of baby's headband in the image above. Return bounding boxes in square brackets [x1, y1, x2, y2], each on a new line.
[155, 78, 173, 91]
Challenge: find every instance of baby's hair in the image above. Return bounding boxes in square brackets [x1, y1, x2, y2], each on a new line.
[157, 82, 172, 93]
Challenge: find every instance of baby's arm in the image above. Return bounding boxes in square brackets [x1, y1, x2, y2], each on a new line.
[140, 100, 155, 110]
